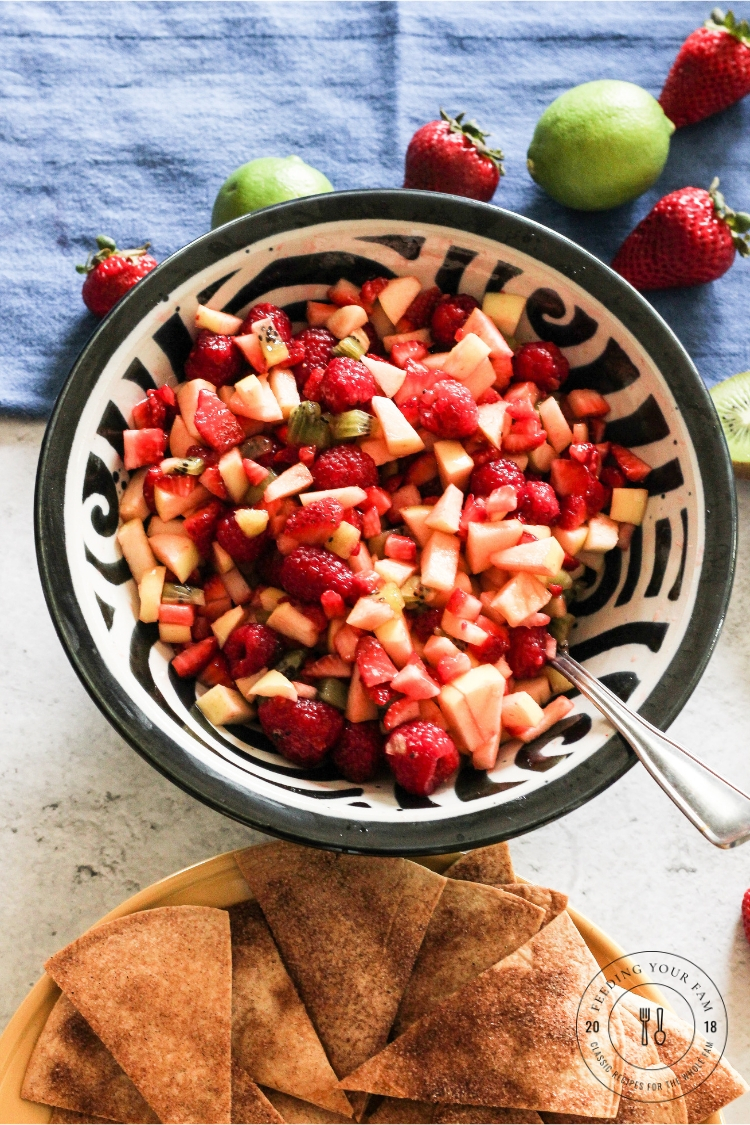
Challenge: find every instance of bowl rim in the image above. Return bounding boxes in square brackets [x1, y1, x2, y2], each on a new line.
[35, 188, 737, 854]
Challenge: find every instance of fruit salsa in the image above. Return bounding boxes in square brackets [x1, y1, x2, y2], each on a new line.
[116, 275, 652, 797]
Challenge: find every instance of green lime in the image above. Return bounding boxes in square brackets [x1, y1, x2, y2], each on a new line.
[527, 80, 674, 211]
[709, 370, 750, 478]
[211, 156, 333, 228]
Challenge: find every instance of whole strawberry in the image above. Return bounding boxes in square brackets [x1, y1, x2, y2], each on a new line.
[403, 109, 504, 202]
[660, 8, 750, 128]
[612, 178, 750, 290]
[77, 235, 157, 317]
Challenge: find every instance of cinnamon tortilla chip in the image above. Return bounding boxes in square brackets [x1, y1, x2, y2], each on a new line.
[367, 1098, 434, 1123]
[21, 992, 157, 1124]
[44, 905, 232, 1125]
[495, 885, 568, 927]
[262, 1087, 353, 1123]
[444, 844, 514, 886]
[368, 1099, 542, 1123]
[393, 881, 545, 1035]
[235, 844, 445, 1084]
[49, 1111, 115, 1124]
[230, 900, 352, 1117]
[340, 912, 620, 1119]
[232, 1063, 285, 1124]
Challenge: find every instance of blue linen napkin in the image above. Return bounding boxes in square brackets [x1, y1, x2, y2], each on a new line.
[0, 0, 747, 417]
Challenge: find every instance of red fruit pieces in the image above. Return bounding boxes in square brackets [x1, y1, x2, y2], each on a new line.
[408, 606, 442, 642]
[194, 389, 245, 453]
[240, 302, 292, 343]
[468, 622, 510, 664]
[430, 293, 480, 347]
[318, 357, 377, 414]
[356, 635, 397, 688]
[436, 652, 473, 684]
[132, 385, 177, 430]
[418, 378, 479, 439]
[518, 480, 560, 526]
[742, 888, 750, 945]
[171, 636, 218, 678]
[469, 456, 526, 499]
[404, 286, 442, 329]
[403, 112, 503, 204]
[198, 651, 234, 689]
[385, 720, 460, 796]
[384, 534, 417, 563]
[311, 445, 379, 490]
[512, 341, 569, 393]
[321, 590, 346, 618]
[332, 720, 383, 783]
[360, 277, 389, 311]
[567, 389, 611, 419]
[280, 545, 356, 603]
[558, 494, 589, 531]
[123, 428, 166, 470]
[215, 509, 269, 564]
[184, 330, 244, 387]
[79, 240, 157, 318]
[610, 444, 652, 483]
[391, 340, 430, 368]
[550, 458, 592, 497]
[659, 13, 750, 129]
[292, 328, 336, 388]
[183, 500, 224, 557]
[223, 623, 279, 679]
[285, 498, 344, 545]
[258, 696, 344, 767]
[508, 625, 549, 680]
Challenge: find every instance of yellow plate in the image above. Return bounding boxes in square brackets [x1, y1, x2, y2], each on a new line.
[0, 850, 722, 1125]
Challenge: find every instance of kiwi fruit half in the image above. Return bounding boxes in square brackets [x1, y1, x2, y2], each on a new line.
[710, 370, 750, 479]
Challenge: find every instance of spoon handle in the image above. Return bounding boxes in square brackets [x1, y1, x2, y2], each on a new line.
[550, 650, 750, 849]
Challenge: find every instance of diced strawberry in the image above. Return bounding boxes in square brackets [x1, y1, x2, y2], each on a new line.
[600, 464, 626, 489]
[364, 486, 392, 516]
[446, 588, 482, 621]
[617, 523, 636, 550]
[590, 418, 607, 443]
[391, 340, 430, 368]
[243, 458, 269, 486]
[383, 698, 422, 731]
[194, 390, 245, 453]
[504, 381, 541, 409]
[171, 637, 218, 678]
[567, 388, 610, 418]
[200, 464, 229, 499]
[183, 500, 224, 557]
[321, 590, 347, 619]
[584, 477, 609, 517]
[356, 635, 398, 687]
[558, 493, 588, 530]
[436, 652, 473, 684]
[476, 387, 502, 405]
[364, 681, 398, 708]
[390, 654, 440, 700]
[562, 552, 581, 571]
[503, 417, 546, 452]
[304, 653, 351, 678]
[158, 603, 195, 626]
[294, 601, 329, 634]
[123, 428, 166, 470]
[132, 385, 178, 430]
[458, 494, 488, 539]
[298, 445, 316, 466]
[285, 498, 344, 545]
[610, 444, 652, 483]
[197, 651, 234, 689]
[191, 616, 213, 642]
[384, 534, 417, 563]
[351, 571, 383, 599]
[550, 458, 592, 497]
[468, 620, 510, 663]
[405, 453, 439, 487]
[362, 505, 382, 538]
[333, 623, 363, 663]
[360, 277, 389, 313]
[568, 442, 602, 477]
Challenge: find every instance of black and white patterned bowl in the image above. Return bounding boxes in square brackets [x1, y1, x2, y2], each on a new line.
[35, 190, 736, 854]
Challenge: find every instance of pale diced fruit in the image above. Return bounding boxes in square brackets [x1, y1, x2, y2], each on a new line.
[374, 615, 413, 669]
[458, 308, 513, 361]
[235, 669, 268, 700]
[250, 669, 298, 701]
[420, 531, 460, 593]
[197, 684, 254, 726]
[482, 292, 527, 338]
[462, 357, 497, 402]
[491, 572, 550, 628]
[371, 396, 425, 458]
[195, 304, 243, 335]
[423, 635, 461, 667]
[358, 437, 396, 466]
[519, 524, 552, 540]
[222, 567, 252, 605]
[401, 505, 434, 547]
[252, 317, 290, 367]
[267, 601, 320, 648]
[609, 488, 648, 526]
[349, 539, 375, 574]
[153, 481, 205, 523]
[481, 565, 510, 590]
[360, 355, 406, 398]
[347, 596, 395, 630]
[383, 328, 432, 352]
[306, 301, 337, 327]
[378, 276, 422, 326]
[438, 684, 484, 754]
[327, 521, 361, 559]
[219, 448, 249, 503]
[120, 468, 150, 522]
[514, 676, 552, 707]
[584, 513, 620, 552]
[258, 587, 286, 612]
[212, 541, 235, 574]
[491, 536, 565, 577]
[346, 665, 379, 722]
[148, 517, 188, 537]
[159, 622, 193, 645]
[169, 415, 195, 459]
[369, 301, 396, 341]
[576, 549, 606, 572]
[519, 695, 574, 743]
[117, 520, 158, 583]
[528, 442, 556, 473]
[374, 558, 417, 586]
[234, 333, 267, 373]
[257, 375, 285, 422]
[326, 303, 369, 339]
[138, 566, 166, 623]
[422, 352, 451, 370]
[440, 610, 488, 647]
[425, 484, 463, 534]
[300, 486, 368, 508]
[452, 664, 505, 742]
[466, 520, 523, 573]
[553, 525, 589, 556]
[502, 691, 545, 735]
[476, 402, 508, 449]
[538, 395, 574, 453]
[545, 665, 573, 695]
[233, 373, 266, 415]
[211, 605, 245, 648]
[441, 333, 491, 380]
[176, 378, 216, 438]
[235, 508, 270, 538]
[264, 462, 314, 502]
[433, 440, 474, 491]
[268, 368, 300, 419]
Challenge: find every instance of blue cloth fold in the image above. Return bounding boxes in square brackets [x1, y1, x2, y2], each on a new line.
[0, 1, 747, 416]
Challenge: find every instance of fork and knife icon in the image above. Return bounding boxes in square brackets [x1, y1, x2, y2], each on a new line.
[639, 1006, 667, 1047]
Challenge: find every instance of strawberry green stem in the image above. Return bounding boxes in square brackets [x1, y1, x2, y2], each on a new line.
[439, 108, 505, 175]
[76, 235, 152, 274]
[707, 8, 750, 45]
[710, 178, 750, 257]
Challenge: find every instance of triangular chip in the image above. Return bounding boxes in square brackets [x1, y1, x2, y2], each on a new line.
[444, 843, 514, 885]
[232, 1064, 285, 1124]
[369, 1099, 543, 1123]
[22, 992, 158, 1123]
[495, 885, 568, 927]
[368, 1097, 434, 1123]
[261, 1087, 353, 1123]
[341, 912, 620, 1119]
[235, 844, 445, 1084]
[393, 881, 545, 1034]
[44, 906, 232, 1125]
[49, 1111, 113, 1124]
[230, 900, 352, 1117]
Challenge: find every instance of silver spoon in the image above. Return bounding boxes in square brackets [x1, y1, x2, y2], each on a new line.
[550, 647, 750, 849]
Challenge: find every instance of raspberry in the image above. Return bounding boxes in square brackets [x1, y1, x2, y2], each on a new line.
[468, 625, 510, 664]
[399, 396, 420, 425]
[184, 330, 244, 388]
[223, 623, 280, 680]
[292, 328, 336, 389]
[302, 366, 326, 403]
[239, 302, 292, 344]
[280, 546, 356, 603]
[404, 286, 442, 329]
[364, 682, 398, 708]
[518, 481, 560, 526]
[742, 889, 750, 945]
[215, 509, 269, 565]
[284, 498, 344, 545]
[132, 385, 178, 430]
[319, 357, 377, 415]
[430, 294, 479, 347]
[385, 721, 460, 796]
[512, 341, 569, 393]
[469, 457, 526, 499]
[183, 500, 224, 557]
[508, 626, 549, 680]
[311, 446, 378, 490]
[258, 697, 344, 768]
[332, 721, 384, 783]
[419, 379, 479, 439]
[407, 607, 442, 642]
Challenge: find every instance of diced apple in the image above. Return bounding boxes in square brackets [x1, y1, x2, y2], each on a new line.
[306, 301, 337, 327]
[349, 539, 375, 574]
[347, 597, 395, 630]
[421, 352, 451, 370]
[528, 442, 556, 473]
[358, 437, 396, 466]
[264, 462, 314, 502]
[462, 358, 497, 402]
[425, 484, 463, 535]
[401, 505, 434, 548]
[177, 379, 216, 438]
[584, 513, 620, 553]
[433, 441, 473, 492]
[519, 524, 552, 540]
[219, 567, 251, 606]
[369, 301, 396, 340]
[211, 541, 234, 575]
[491, 536, 565, 577]
[514, 676, 552, 707]
[218, 448, 249, 503]
[211, 605, 245, 648]
[374, 558, 417, 586]
[257, 587, 285, 613]
[441, 333, 491, 380]
[378, 276, 422, 326]
[576, 549, 606, 572]
[491, 572, 550, 629]
[147, 533, 199, 584]
[137, 565, 166, 623]
[476, 402, 508, 449]
[345, 664, 379, 722]
[268, 367, 300, 419]
[482, 292, 527, 338]
[374, 615, 413, 668]
[332, 622, 361, 662]
[553, 525, 589, 556]
[267, 601, 320, 648]
[502, 691, 545, 736]
[159, 622, 193, 645]
[234, 332, 267, 373]
[538, 396, 574, 453]
[480, 566, 510, 591]
[299, 488, 366, 511]
[423, 635, 461, 666]
[609, 488, 648, 526]
[440, 610, 488, 647]
[195, 304, 243, 335]
[257, 375, 286, 423]
[169, 415, 195, 459]
[235, 508, 270, 538]
[545, 665, 574, 695]
[568, 388, 610, 418]
[326, 303, 369, 339]
[118, 468, 149, 523]
[327, 521, 361, 559]
[360, 355, 406, 398]
[383, 328, 432, 352]
[438, 683, 484, 754]
[519, 695, 575, 743]
[234, 669, 268, 700]
[421, 531, 460, 593]
[148, 516, 187, 538]
[197, 684, 254, 726]
[466, 520, 523, 573]
[371, 396, 425, 458]
[457, 308, 513, 362]
[153, 480, 204, 523]
[117, 520, 158, 584]
[250, 669, 298, 701]
[452, 664, 505, 741]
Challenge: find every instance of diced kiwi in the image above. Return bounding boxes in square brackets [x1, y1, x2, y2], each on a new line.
[274, 649, 307, 677]
[287, 401, 331, 448]
[548, 613, 576, 644]
[330, 410, 372, 441]
[710, 370, 750, 478]
[317, 677, 348, 710]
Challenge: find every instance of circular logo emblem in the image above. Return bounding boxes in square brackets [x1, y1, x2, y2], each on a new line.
[576, 951, 727, 1106]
